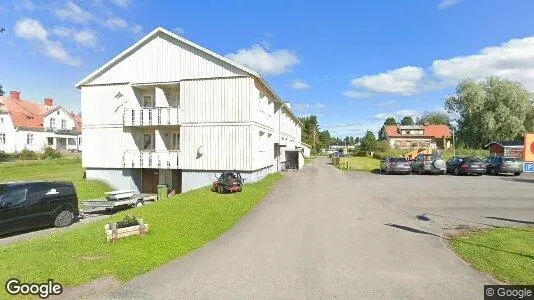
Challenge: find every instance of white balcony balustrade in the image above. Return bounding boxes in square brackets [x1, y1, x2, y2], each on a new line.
[123, 150, 180, 169]
[123, 107, 181, 127]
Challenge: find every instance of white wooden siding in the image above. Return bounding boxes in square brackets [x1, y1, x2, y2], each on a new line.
[82, 127, 136, 168]
[87, 33, 246, 86]
[81, 84, 142, 126]
[43, 108, 76, 131]
[180, 77, 254, 123]
[180, 124, 252, 170]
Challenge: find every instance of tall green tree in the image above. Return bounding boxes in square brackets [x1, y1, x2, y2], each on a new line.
[445, 76, 532, 148]
[383, 117, 397, 126]
[360, 131, 377, 152]
[400, 116, 414, 125]
[416, 112, 451, 126]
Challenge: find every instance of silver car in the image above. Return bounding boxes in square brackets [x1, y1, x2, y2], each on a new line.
[411, 154, 447, 175]
[380, 157, 412, 175]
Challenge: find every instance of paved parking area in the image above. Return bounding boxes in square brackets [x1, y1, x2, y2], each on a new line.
[107, 158, 534, 299]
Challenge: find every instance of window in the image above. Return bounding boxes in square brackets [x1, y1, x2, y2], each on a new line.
[78, 137, 82, 145]
[169, 91, 180, 107]
[0, 133, 5, 144]
[142, 95, 154, 108]
[47, 138, 53, 145]
[0, 117, 3, 125]
[61, 119, 67, 129]
[50, 118, 56, 128]
[0, 187, 28, 207]
[26, 133, 33, 145]
[171, 133, 180, 150]
[143, 133, 155, 150]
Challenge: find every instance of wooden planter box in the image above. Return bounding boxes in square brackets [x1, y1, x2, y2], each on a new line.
[105, 219, 149, 242]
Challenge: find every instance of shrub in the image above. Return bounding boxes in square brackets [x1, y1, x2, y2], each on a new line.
[375, 140, 390, 152]
[18, 149, 38, 160]
[372, 152, 390, 160]
[41, 147, 62, 159]
[0, 151, 7, 162]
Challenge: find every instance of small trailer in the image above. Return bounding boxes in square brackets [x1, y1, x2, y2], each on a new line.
[81, 190, 157, 215]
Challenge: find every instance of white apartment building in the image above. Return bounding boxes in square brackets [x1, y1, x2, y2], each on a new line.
[76, 27, 303, 194]
[0, 91, 82, 153]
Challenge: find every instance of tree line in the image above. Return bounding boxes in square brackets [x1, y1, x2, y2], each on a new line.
[299, 116, 361, 153]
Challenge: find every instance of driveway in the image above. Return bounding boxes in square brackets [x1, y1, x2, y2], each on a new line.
[104, 157, 533, 299]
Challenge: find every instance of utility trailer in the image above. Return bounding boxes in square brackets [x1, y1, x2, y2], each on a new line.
[81, 190, 157, 215]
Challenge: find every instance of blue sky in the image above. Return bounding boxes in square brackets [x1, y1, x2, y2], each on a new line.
[2, 0, 534, 137]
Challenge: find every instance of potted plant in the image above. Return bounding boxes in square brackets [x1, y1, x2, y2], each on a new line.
[105, 214, 148, 242]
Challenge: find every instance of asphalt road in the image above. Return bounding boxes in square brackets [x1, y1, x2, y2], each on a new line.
[103, 157, 534, 299]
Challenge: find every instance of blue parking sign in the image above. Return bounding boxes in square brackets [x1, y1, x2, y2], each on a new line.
[523, 162, 534, 172]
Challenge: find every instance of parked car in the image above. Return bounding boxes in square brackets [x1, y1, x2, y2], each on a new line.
[380, 157, 411, 175]
[486, 156, 523, 176]
[446, 156, 486, 175]
[212, 172, 244, 193]
[411, 154, 447, 175]
[0, 181, 79, 236]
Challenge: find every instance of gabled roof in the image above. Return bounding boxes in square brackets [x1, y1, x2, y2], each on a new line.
[485, 140, 524, 148]
[0, 96, 55, 130]
[382, 125, 452, 138]
[75, 27, 301, 125]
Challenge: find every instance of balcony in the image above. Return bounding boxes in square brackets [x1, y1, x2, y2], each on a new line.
[123, 150, 180, 169]
[123, 107, 181, 127]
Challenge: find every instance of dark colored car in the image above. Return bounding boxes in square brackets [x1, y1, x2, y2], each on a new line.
[411, 154, 447, 175]
[486, 156, 523, 176]
[380, 157, 411, 175]
[0, 181, 79, 236]
[446, 156, 486, 175]
[212, 172, 244, 193]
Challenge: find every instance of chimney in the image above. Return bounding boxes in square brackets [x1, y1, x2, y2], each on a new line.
[10, 91, 21, 101]
[44, 98, 54, 106]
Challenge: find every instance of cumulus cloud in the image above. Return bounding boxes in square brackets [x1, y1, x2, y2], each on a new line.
[14, 0, 36, 11]
[346, 35, 534, 97]
[54, 2, 93, 23]
[372, 109, 421, 120]
[103, 16, 128, 30]
[294, 102, 326, 111]
[438, 0, 460, 9]
[226, 44, 299, 76]
[53, 26, 101, 50]
[324, 121, 376, 137]
[290, 79, 311, 90]
[350, 66, 425, 96]
[15, 18, 80, 66]
[173, 26, 185, 35]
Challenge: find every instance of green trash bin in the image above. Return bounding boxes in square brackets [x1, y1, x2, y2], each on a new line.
[157, 184, 168, 201]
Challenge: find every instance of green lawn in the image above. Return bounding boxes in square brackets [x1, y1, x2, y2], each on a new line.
[451, 227, 534, 284]
[336, 156, 380, 172]
[0, 173, 282, 295]
[0, 158, 111, 201]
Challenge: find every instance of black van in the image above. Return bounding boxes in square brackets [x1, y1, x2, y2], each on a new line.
[0, 181, 79, 236]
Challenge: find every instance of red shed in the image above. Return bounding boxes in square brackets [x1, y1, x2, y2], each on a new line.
[485, 140, 524, 158]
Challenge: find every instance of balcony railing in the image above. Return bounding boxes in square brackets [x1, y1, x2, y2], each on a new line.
[123, 150, 180, 169]
[123, 107, 181, 127]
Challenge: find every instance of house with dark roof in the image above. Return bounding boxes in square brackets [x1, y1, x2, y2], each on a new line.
[378, 124, 452, 149]
[0, 91, 82, 153]
[485, 140, 524, 158]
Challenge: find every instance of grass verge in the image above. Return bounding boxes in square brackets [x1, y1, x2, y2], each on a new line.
[336, 156, 380, 172]
[451, 227, 534, 284]
[0, 173, 282, 295]
[0, 158, 110, 201]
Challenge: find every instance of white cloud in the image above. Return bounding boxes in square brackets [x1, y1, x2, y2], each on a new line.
[110, 0, 131, 7]
[129, 24, 143, 37]
[350, 66, 425, 96]
[53, 26, 100, 50]
[294, 102, 326, 111]
[372, 109, 420, 120]
[343, 90, 374, 99]
[226, 44, 299, 76]
[438, 0, 460, 9]
[290, 79, 311, 90]
[173, 26, 185, 35]
[431, 36, 534, 90]
[54, 2, 93, 23]
[15, 18, 80, 66]
[324, 121, 378, 137]
[103, 16, 128, 30]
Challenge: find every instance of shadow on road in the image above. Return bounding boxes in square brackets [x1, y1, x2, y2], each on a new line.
[486, 216, 534, 225]
[384, 223, 534, 260]
[501, 177, 534, 183]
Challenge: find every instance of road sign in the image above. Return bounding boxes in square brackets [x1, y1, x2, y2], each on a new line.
[523, 133, 534, 162]
[524, 162, 534, 172]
